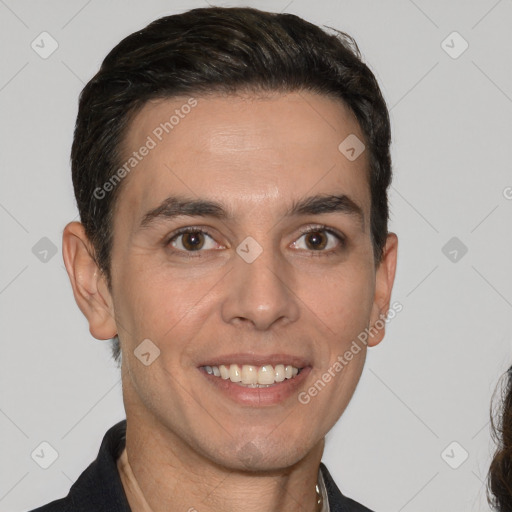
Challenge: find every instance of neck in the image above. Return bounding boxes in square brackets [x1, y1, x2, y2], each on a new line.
[119, 408, 325, 512]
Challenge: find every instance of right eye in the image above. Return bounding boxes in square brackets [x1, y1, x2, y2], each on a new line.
[167, 227, 224, 254]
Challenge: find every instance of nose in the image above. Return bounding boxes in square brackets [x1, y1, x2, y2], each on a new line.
[220, 242, 300, 331]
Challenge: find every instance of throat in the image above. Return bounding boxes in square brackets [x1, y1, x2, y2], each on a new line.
[117, 445, 326, 512]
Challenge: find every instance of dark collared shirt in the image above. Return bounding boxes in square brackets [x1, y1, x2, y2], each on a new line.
[29, 420, 374, 512]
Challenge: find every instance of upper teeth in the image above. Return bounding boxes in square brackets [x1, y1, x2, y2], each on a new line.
[202, 364, 300, 386]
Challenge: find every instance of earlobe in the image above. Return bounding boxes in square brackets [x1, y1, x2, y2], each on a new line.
[367, 233, 398, 347]
[62, 221, 118, 340]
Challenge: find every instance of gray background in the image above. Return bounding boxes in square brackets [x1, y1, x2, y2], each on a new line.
[1, 0, 511, 510]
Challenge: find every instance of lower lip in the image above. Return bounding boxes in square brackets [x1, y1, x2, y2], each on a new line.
[200, 367, 312, 406]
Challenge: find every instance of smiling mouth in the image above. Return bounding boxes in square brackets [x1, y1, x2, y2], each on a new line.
[200, 363, 302, 387]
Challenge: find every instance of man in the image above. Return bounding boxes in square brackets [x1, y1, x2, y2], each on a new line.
[32, 6, 397, 511]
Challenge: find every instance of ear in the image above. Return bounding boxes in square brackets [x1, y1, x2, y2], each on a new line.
[62, 221, 117, 340]
[367, 233, 398, 347]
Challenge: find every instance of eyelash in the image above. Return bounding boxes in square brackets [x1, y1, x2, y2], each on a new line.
[165, 224, 346, 258]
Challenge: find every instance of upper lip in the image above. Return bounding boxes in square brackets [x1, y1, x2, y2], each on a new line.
[198, 353, 310, 368]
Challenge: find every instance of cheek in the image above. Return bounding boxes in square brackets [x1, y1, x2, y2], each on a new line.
[301, 263, 375, 336]
[113, 262, 219, 350]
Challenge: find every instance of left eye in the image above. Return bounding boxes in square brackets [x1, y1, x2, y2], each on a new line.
[169, 230, 220, 251]
[291, 229, 342, 251]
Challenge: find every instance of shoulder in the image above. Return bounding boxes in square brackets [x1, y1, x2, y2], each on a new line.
[27, 420, 130, 512]
[28, 497, 71, 512]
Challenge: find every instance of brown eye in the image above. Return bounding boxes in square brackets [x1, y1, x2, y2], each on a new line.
[168, 229, 220, 252]
[291, 227, 344, 253]
[181, 232, 205, 251]
[304, 231, 327, 250]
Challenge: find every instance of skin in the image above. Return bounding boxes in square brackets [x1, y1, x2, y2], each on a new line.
[62, 91, 398, 512]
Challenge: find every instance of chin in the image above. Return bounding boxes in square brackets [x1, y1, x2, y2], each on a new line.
[209, 432, 317, 473]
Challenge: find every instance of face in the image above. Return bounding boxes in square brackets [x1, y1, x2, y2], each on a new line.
[66, 91, 397, 471]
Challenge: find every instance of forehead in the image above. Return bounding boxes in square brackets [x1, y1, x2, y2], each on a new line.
[115, 92, 370, 230]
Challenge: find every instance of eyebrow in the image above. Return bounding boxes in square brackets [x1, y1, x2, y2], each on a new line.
[138, 193, 364, 230]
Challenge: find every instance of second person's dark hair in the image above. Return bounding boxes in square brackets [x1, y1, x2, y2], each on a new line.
[488, 367, 512, 510]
